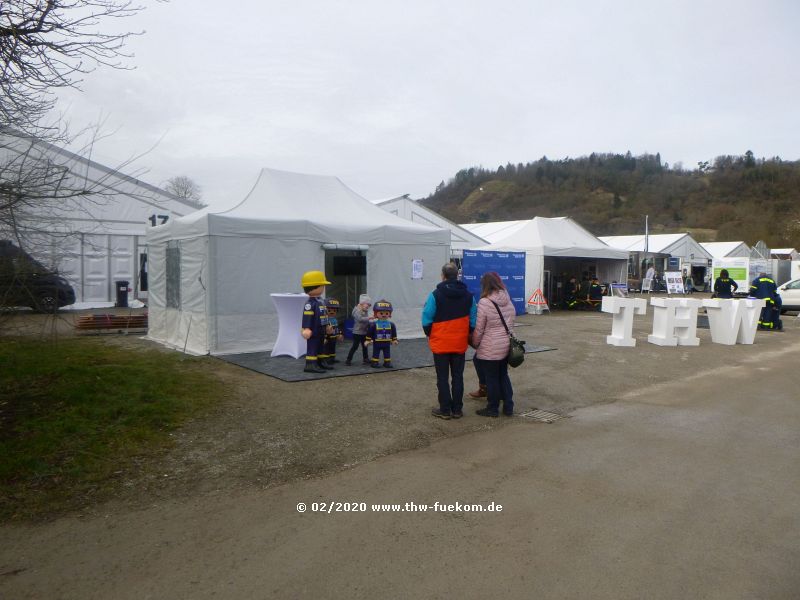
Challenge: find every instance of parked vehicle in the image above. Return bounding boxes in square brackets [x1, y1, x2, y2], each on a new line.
[0, 240, 75, 311]
[777, 277, 800, 313]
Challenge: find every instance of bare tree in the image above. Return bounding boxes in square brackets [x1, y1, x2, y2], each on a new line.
[165, 175, 204, 208]
[0, 0, 149, 139]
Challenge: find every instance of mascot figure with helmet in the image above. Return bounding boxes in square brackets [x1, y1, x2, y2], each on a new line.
[365, 299, 398, 368]
[300, 270, 334, 374]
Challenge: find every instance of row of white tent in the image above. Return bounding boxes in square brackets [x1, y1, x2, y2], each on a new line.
[4, 131, 790, 355]
[147, 170, 639, 355]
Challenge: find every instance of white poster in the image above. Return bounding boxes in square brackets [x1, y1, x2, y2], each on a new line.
[665, 271, 685, 294]
[411, 258, 424, 280]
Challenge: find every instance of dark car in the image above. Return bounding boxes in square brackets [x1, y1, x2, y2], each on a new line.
[0, 240, 76, 312]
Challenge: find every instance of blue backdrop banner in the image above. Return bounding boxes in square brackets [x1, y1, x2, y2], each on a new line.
[462, 250, 527, 315]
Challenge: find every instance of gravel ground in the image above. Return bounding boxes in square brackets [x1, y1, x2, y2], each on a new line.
[3, 298, 798, 517]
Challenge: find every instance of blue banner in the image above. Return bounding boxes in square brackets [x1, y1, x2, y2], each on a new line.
[462, 250, 527, 315]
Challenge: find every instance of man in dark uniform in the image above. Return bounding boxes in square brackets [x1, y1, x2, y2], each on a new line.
[587, 277, 604, 310]
[564, 276, 578, 309]
[301, 270, 332, 373]
[749, 272, 778, 330]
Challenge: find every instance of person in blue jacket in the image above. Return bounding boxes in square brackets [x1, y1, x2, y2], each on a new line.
[749, 272, 778, 329]
[712, 269, 738, 298]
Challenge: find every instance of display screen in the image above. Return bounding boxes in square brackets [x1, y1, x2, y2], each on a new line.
[333, 256, 366, 276]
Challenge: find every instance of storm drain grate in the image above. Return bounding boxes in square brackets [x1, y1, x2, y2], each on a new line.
[518, 409, 571, 423]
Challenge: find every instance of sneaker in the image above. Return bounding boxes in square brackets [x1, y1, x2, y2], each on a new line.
[431, 408, 451, 420]
[502, 411, 514, 417]
[383, 363, 393, 368]
[451, 410, 463, 419]
[371, 363, 380, 368]
[476, 408, 499, 417]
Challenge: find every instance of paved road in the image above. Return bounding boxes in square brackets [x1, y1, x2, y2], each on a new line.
[2, 338, 799, 599]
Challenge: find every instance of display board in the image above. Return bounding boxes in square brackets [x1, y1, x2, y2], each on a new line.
[664, 271, 685, 294]
[462, 250, 527, 315]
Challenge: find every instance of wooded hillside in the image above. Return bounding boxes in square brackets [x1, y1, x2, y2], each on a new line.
[421, 152, 800, 248]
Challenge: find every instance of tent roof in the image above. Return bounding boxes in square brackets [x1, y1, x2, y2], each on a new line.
[374, 195, 488, 249]
[151, 168, 449, 244]
[600, 233, 689, 253]
[460, 220, 528, 243]
[468, 217, 628, 259]
[700, 241, 750, 258]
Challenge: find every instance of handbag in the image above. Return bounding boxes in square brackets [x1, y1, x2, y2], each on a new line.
[490, 301, 526, 368]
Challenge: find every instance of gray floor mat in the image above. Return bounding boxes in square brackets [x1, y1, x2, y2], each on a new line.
[216, 337, 556, 382]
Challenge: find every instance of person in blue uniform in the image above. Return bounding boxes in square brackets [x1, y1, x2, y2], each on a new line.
[713, 269, 738, 298]
[365, 299, 398, 368]
[322, 298, 344, 365]
[564, 276, 578, 309]
[300, 270, 333, 374]
[749, 272, 779, 330]
[587, 277, 604, 310]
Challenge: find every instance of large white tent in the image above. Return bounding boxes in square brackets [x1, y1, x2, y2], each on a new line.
[146, 168, 450, 355]
[0, 129, 198, 303]
[462, 217, 628, 305]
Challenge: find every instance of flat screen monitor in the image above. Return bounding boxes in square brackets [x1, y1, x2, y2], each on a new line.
[333, 256, 366, 276]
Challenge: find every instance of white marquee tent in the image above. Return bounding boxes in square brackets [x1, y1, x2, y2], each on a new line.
[146, 168, 450, 355]
[0, 129, 198, 303]
[462, 217, 628, 305]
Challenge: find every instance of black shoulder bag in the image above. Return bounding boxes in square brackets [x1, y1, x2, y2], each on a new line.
[490, 301, 526, 368]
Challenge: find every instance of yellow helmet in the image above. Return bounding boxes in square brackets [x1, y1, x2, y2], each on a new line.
[301, 270, 331, 287]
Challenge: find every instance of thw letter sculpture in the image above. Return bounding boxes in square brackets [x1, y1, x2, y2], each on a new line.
[703, 298, 765, 345]
[601, 296, 648, 347]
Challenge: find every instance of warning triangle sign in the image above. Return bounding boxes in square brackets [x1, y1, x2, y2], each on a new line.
[527, 288, 548, 306]
[527, 289, 550, 314]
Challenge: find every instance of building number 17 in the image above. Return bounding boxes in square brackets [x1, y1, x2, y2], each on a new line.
[148, 214, 169, 226]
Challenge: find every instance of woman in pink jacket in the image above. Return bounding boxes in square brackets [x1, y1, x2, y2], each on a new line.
[471, 272, 516, 417]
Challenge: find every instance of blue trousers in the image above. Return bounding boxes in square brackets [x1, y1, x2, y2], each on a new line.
[474, 357, 513, 415]
[371, 343, 392, 363]
[306, 334, 324, 361]
[433, 353, 465, 414]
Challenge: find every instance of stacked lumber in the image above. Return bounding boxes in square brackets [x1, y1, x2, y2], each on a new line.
[74, 313, 148, 332]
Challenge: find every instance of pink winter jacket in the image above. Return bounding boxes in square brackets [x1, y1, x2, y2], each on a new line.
[472, 289, 516, 360]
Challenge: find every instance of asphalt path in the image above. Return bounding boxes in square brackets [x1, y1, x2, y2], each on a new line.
[2, 334, 799, 599]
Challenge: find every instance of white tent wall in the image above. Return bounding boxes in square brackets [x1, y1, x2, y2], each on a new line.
[146, 236, 209, 355]
[366, 242, 449, 338]
[210, 236, 322, 355]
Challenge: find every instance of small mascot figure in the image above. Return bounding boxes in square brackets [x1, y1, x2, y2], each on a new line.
[300, 270, 333, 374]
[365, 299, 398, 368]
[321, 297, 344, 366]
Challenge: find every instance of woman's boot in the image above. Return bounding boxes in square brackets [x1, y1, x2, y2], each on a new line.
[468, 384, 487, 398]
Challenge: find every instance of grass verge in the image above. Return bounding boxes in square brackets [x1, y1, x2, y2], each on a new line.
[0, 337, 224, 521]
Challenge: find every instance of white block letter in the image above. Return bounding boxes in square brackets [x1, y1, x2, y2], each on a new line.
[647, 298, 703, 346]
[703, 298, 764, 345]
[602, 296, 647, 347]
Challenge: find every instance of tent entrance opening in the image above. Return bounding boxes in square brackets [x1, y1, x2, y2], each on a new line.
[324, 250, 366, 310]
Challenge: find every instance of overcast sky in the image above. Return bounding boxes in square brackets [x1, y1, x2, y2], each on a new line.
[57, 0, 800, 209]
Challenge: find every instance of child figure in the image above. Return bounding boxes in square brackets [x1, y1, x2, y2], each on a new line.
[322, 298, 344, 365]
[300, 270, 333, 374]
[345, 294, 372, 366]
[365, 299, 398, 368]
